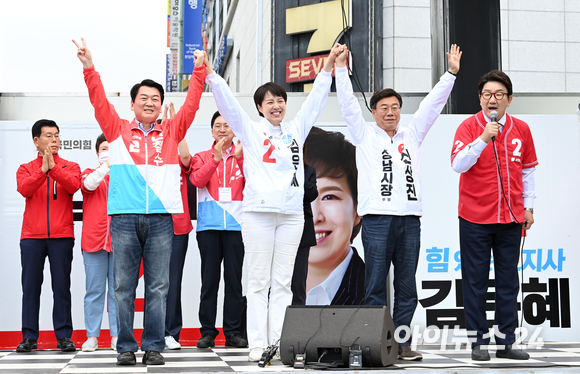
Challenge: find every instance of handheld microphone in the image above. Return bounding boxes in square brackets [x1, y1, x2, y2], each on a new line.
[490, 110, 498, 141]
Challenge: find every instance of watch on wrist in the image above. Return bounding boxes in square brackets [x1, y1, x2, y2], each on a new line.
[525, 208, 534, 214]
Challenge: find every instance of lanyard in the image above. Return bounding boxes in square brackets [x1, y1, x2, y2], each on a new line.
[216, 154, 235, 187]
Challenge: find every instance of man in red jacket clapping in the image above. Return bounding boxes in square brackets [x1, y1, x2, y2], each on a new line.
[16, 119, 81, 353]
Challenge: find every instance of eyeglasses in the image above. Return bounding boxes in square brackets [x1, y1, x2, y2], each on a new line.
[376, 105, 400, 113]
[481, 92, 507, 100]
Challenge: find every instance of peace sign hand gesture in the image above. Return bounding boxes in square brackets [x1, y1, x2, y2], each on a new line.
[72, 37, 94, 69]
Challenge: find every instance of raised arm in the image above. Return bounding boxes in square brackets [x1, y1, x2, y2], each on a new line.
[335, 45, 366, 145]
[73, 38, 123, 141]
[167, 51, 207, 143]
[290, 44, 338, 140]
[447, 43, 461, 75]
[73, 37, 93, 69]
[205, 56, 253, 145]
[164, 102, 192, 169]
[408, 44, 461, 145]
[178, 138, 192, 170]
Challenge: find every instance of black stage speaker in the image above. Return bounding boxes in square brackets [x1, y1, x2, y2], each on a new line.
[280, 305, 398, 367]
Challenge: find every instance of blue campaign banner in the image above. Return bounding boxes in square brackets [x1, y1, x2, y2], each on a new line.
[183, 0, 203, 74]
[166, 53, 171, 92]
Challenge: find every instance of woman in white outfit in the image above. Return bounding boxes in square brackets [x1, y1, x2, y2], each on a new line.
[204, 46, 342, 361]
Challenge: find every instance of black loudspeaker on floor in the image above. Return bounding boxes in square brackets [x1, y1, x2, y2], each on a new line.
[279, 305, 398, 367]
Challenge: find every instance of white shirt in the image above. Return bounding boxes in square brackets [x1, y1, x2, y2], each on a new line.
[306, 248, 353, 305]
[336, 66, 456, 217]
[206, 70, 333, 214]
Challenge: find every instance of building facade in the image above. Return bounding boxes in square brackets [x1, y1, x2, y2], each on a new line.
[199, 0, 580, 100]
[203, 0, 272, 92]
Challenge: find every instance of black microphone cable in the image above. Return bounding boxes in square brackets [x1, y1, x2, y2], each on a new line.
[339, 0, 372, 113]
[490, 112, 529, 351]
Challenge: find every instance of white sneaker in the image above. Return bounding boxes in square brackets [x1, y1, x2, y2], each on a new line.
[81, 338, 98, 352]
[248, 347, 264, 362]
[165, 336, 182, 350]
[111, 337, 117, 350]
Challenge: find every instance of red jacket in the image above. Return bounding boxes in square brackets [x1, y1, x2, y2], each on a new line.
[81, 167, 112, 252]
[190, 143, 245, 231]
[17, 154, 81, 240]
[83, 65, 205, 215]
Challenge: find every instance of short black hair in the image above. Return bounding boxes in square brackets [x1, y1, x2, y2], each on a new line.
[130, 79, 165, 104]
[31, 119, 59, 139]
[305, 127, 361, 242]
[211, 111, 222, 128]
[478, 70, 513, 96]
[253, 82, 287, 117]
[370, 88, 403, 109]
[95, 133, 107, 153]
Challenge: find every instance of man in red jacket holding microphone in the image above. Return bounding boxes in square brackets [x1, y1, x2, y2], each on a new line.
[451, 70, 537, 361]
[16, 119, 81, 353]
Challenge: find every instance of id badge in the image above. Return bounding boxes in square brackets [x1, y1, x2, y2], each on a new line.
[219, 187, 232, 202]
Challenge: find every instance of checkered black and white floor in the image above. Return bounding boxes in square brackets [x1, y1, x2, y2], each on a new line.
[1, 344, 580, 373]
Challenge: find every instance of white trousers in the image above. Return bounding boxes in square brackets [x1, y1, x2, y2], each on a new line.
[242, 211, 304, 349]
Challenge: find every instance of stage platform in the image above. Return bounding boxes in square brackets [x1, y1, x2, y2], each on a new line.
[1, 343, 579, 373]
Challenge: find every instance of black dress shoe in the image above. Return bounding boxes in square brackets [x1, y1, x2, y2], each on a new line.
[142, 350, 165, 365]
[16, 339, 37, 353]
[496, 344, 530, 360]
[57, 337, 76, 352]
[225, 333, 248, 348]
[471, 345, 490, 361]
[196, 333, 215, 348]
[116, 351, 136, 365]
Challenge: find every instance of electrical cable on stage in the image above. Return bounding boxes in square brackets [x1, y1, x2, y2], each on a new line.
[491, 129, 529, 351]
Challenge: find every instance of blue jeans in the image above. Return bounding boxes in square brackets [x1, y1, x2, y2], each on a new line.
[362, 214, 421, 346]
[111, 214, 173, 353]
[165, 233, 189, 341]
[83, 250, 117, 337]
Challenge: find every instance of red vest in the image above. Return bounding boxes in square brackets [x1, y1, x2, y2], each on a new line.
[452, 112, 538, 224]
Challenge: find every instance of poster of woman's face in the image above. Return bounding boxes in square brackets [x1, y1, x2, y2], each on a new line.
[304, 127, 365, 305]
[309, 175, 359, 271]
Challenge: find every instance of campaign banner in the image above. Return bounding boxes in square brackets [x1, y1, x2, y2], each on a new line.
[183, 0, 203, 74]
[414, 114, 579, 347]
[0, 114, 577, 349]
[306, 114, 580, 347]
[170, 0, 180, 50]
